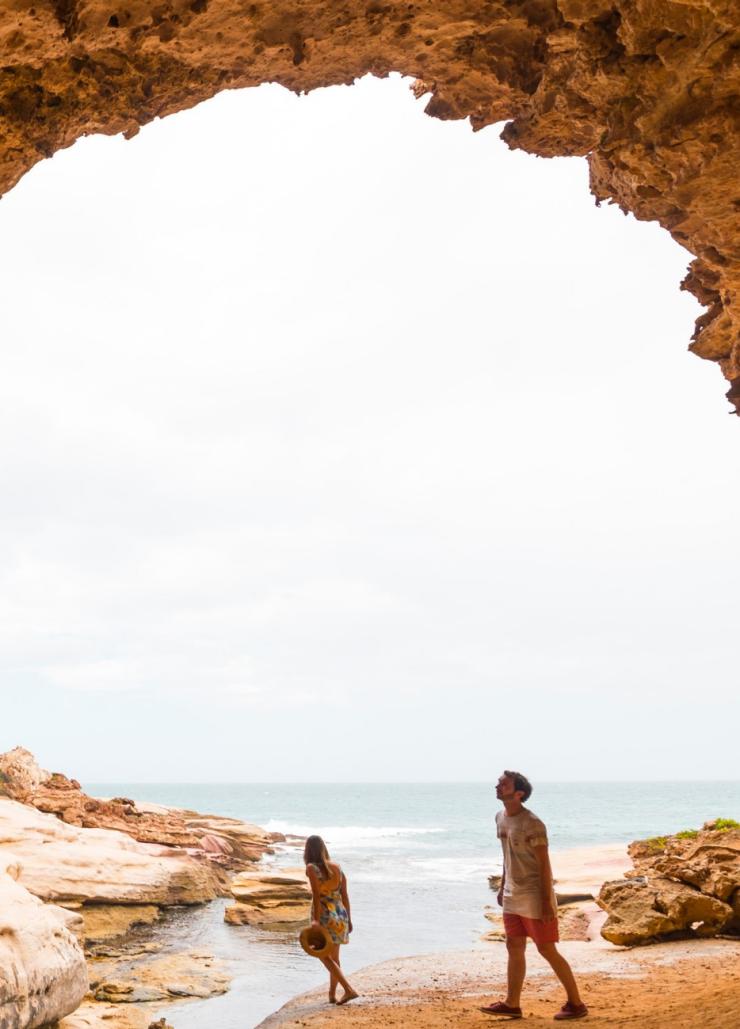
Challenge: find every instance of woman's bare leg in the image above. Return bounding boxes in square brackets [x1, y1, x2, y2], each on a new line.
[333, 944, 359, 1004]
[324, 948, 339, 1002]
[321, 945, 355, 999]
[319, 954, 340, 1000]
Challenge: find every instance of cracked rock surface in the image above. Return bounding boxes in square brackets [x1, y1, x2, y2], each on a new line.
[1, 1, 738, 408]
[597, 823, 740, 945]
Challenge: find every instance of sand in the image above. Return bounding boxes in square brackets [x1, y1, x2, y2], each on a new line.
[258, 843, 737, 1029]
[550, 843, 633, 897]
[258, 938, 740, 1028]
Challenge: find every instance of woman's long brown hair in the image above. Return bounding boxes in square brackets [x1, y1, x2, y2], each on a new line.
[304, 834, 331, 879]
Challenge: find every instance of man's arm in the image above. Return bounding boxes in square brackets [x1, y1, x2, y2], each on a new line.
[497, 868, 505, 907]
[534, 844, 557, 922]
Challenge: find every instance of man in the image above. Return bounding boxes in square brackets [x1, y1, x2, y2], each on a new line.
[480, 770, 588, 1021]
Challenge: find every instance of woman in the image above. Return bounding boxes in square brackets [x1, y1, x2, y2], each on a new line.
[304, 834, 359, 1005]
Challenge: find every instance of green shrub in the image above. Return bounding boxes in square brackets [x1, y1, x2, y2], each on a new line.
[713, 818, 740, 832]
[643, 836, 668, 852]
[675, 829, 699, 839]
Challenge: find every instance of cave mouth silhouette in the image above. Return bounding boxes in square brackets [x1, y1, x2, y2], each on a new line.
[2, 1, 737, 411]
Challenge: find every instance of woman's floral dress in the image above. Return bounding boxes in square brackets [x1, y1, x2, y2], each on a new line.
[311, 864, 350, 945]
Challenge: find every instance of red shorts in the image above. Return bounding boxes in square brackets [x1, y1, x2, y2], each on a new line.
[503, 912, 560, 945]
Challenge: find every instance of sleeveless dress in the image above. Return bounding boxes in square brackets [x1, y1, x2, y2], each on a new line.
[310, 864, 350, 945]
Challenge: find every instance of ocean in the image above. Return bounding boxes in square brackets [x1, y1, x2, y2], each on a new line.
[85, 781, 740, 1028]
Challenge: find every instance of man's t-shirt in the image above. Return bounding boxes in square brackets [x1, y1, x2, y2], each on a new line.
[495, 807, 557, 920]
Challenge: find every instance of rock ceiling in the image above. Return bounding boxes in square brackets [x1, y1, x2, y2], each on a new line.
[2, 1, 738, 410]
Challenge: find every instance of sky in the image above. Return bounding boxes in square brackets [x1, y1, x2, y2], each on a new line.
[0, 74, 738, 783]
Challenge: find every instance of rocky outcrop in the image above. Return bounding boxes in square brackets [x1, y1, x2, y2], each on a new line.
[79, 903, 162, 944]
[90, 951, 230, 1004]
[224, 867, 312, 928]
[597, 876, 732, 946]
[0, 858, 88, 1029]
[0, 755, 259, 1024]
[0, 3, 738, 409]
[59, 1004, 164, 1028]
[0, 748, 272, 868]
[0, 796, 222, 906]
[628, 821, 740, 907]
[598, 823, 740, 945]
[0, 748, 281, 1028]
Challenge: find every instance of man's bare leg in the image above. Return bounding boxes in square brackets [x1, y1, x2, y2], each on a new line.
[505, 936, 527, 1007]
[535, 943, 582, 1006]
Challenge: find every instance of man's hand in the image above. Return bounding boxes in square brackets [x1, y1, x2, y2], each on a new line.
[497, 888, 504, 908]
[534, 844, 557, 922]
[541, 898, 557, 922]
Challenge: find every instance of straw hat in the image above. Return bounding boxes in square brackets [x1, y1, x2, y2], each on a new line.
[299, 923, 331, 958]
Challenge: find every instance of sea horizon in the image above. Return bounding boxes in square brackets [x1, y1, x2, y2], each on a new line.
[85, 777, 740, 786]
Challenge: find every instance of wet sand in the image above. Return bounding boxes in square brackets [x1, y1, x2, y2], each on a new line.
[257, 938, 740, 1028]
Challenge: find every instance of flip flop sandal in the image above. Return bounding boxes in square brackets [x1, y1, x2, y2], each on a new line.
[479, 1002, 523, 1018]
[554, 1002, 589, 1020]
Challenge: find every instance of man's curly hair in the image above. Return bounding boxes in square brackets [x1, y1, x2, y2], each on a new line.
[504, 769, 532, 801]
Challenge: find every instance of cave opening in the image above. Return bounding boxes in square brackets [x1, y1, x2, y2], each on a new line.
[1, 74, 737, 781]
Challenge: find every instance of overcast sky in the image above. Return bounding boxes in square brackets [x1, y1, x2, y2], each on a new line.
[1, 75, 738, 782]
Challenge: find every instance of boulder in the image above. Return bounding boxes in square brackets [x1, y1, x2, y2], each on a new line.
[0, 860, 89, 1029]
[80, 903, 162, 943]
[597, 876, 734, 946]
[91, 951, 230, 1003]
[225, 867, 311, 929]
[597, 824, 740, 946]
[59, 1002, 155, 1028]
[650, 832, 740, 903]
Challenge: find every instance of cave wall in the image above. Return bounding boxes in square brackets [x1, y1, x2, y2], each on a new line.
[2, 1, 738, 409]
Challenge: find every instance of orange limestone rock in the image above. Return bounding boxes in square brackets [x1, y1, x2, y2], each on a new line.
[597, 822, 740, 945]
[0, 857, 89, 1029]
[225, 868, 312, 928]
[0, 1, 738, 409]
[0, 747, 273, 869]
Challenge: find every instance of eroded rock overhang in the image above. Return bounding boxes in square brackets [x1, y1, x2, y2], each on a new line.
[2, 1, 738, 410]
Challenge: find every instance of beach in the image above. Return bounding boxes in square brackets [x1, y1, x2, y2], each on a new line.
[110, 781, 738, 1028]
[2, 760, 738, 1029]
[256, 836, 740, 1028]
[257, 938, 740, 1028]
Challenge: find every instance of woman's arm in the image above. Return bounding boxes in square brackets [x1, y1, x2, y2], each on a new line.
[306, 864, 322, 925]
[340, 871, 353, 932]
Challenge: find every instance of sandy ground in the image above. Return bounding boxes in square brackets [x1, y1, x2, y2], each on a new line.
[257, 938, 740, 1029]
[550, 843, 633, 897]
